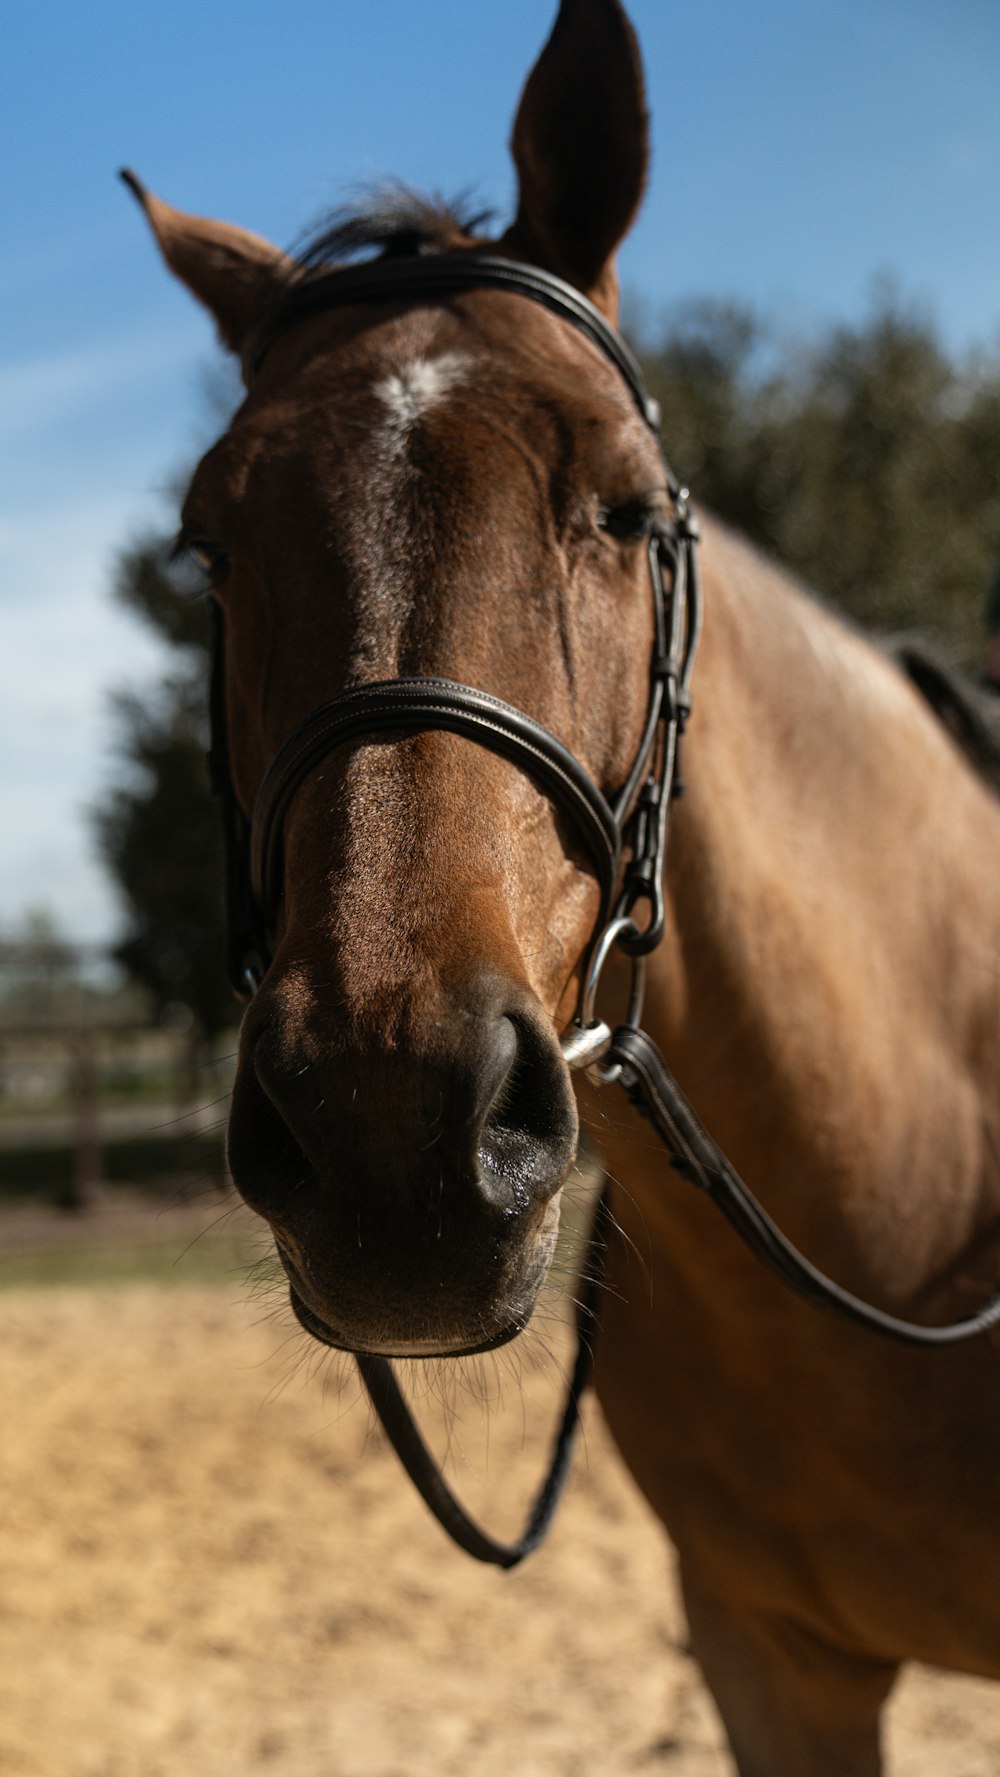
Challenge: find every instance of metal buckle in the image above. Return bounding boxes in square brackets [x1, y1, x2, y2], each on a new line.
[560, 915, 646, 1083]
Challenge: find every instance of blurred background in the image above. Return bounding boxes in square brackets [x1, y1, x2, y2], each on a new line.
[3, 3, 1000, 1772]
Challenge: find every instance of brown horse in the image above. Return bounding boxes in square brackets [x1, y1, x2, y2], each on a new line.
[126, 1, 1000, 1769]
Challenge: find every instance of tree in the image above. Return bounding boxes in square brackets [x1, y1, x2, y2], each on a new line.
[638, 293, 1000, 661]
[93, 538, 232, 1039]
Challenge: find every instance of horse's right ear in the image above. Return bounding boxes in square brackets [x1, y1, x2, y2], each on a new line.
[120, 170, 292, 355]
[502, 0, 649, 319]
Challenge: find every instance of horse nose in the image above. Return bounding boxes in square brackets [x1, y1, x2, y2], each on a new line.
[227, 977, 579, 1351]
[235, 980, 578, 1223]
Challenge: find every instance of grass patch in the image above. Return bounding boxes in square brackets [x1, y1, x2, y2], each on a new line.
[0, 1231, 263, 1291]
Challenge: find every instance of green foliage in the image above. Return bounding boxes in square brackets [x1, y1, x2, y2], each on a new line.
[638, 294, 1000, 659]
[93, 565, 232, 1038]
[0, 1234, 242, 1291]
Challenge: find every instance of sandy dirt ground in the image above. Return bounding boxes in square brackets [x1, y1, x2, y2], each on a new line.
[2, 1224, 1000, 1776]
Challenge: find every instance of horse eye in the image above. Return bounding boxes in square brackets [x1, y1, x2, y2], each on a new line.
[172, 534, 230, 585]
[596, 503, 658, 543]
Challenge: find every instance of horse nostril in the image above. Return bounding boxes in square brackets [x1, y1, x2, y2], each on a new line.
[225, 1028, 330, 1211]
[478, 1014, 578, 1210]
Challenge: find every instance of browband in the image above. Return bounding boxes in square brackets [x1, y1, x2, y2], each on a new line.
[245, 252, 662, 434]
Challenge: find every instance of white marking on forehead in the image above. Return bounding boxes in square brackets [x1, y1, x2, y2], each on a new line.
[374, 350, 471, 442]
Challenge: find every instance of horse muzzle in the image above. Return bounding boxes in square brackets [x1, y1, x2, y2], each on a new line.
[227, 975, 577, 1355]
[284, 1271, 541, 1360]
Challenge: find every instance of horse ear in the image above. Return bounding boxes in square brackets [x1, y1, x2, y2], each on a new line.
[503, 0, 649, 318]
[120, 170, 293, 355]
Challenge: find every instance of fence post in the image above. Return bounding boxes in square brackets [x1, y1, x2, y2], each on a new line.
[62, 1030, 102, 1212]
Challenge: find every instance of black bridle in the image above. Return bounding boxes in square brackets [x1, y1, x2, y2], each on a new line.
[214, 252, 700, 1021]
[209, 252, 1000, 1571]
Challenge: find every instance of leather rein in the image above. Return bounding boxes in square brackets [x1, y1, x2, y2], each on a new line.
[209, 252, 1000, 1571]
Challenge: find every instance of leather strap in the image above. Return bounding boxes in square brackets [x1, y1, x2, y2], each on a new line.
[610, 1024, 1000, 1348]
[246, 253, 662, 433]
[250, 676, 622, 937]
[355, 1015, 1000, 1574]
[354, 1191, 610, 1569]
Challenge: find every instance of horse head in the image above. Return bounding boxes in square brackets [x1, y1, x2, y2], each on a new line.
[128, 0, 669, 1360]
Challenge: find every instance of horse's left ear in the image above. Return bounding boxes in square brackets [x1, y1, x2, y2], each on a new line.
[501, 0, 649, 319]
[119, 169, 293, 355]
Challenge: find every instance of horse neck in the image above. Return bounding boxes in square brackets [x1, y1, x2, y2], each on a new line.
[647, 515, 1000, 1217]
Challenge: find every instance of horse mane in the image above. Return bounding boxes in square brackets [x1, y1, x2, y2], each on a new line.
[251, 186, 495, 350]
[293, 186, 494, 271]
[891, 640, 1000, 796]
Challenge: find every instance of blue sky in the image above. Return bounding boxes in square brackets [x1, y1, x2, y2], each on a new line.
[3, 0, 1000, 945]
